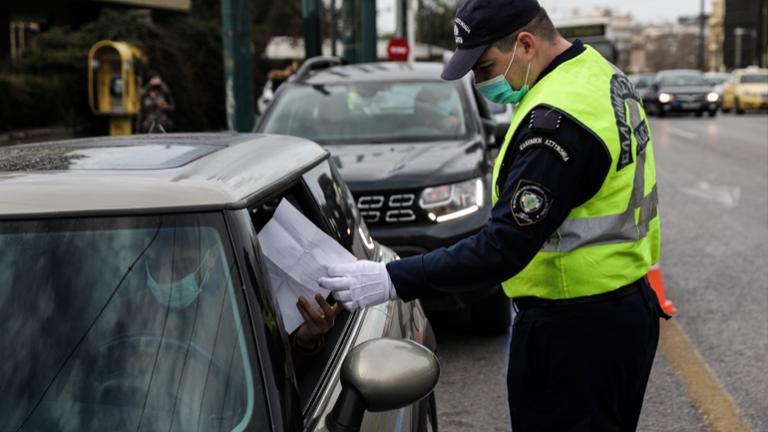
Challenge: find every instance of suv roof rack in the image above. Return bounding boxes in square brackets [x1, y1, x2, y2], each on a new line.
[290, 56, 346, 82]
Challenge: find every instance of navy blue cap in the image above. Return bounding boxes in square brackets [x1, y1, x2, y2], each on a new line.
[442, 0, 542, 80]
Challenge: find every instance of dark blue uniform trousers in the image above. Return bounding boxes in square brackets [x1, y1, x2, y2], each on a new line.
[507, 279, 661, 432]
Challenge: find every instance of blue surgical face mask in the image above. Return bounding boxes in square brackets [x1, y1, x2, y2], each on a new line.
[146, 260, 210, 309]
[475, 42, 532, 105]
[436, 100, 454, 116]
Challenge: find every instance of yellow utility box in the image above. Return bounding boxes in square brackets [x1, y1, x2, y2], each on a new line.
[88, 41, 146, 135]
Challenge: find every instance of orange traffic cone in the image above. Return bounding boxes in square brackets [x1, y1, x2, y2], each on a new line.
[646, 263, 677, 316]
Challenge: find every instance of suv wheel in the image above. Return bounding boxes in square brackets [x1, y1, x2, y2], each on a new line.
[735, 99, 745, 114]
[470, 287, 511, 334]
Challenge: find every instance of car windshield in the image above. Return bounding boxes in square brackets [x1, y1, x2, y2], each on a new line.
[486, 100, 508, 115]
[261, 81, 469, 143]
[659, 74, 708, 87]
[704, 74, 731, 86]
[630, 76, 654, 88]
[0, 213, 260, 432]
[740, 74, 768, 84]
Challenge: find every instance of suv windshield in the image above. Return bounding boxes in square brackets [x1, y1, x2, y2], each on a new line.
[659, 75, 708, 87]
[0, 213, 260, 432]
[740, 74, 768, 84]
[630, 75, 655, 88]
[261, 81, 469, 143]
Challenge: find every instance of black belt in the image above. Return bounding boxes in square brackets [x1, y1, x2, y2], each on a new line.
[513, 278, 645, 311]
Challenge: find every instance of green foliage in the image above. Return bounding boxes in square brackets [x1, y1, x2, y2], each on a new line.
[6, 8, 225, 132]
[0, 74, 69, 130]
[2, 0, 303, 133]
[417, 0, 459, 51]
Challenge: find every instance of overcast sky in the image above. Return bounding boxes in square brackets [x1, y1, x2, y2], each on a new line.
[377, 0, 712, 34]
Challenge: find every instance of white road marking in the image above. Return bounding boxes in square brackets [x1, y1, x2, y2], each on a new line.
[668, 127, 697, 140]
[679, 181, 741, 208]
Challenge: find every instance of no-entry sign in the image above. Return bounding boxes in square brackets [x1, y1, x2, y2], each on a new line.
[387, 38, 410, 62]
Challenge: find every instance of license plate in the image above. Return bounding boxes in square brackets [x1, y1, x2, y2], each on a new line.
[682, 102, 699, 110]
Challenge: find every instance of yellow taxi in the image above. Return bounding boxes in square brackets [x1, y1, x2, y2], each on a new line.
[721, 67, 768, 113]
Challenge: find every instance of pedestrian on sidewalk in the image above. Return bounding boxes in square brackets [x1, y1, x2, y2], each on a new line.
[139, 70, 175, 133]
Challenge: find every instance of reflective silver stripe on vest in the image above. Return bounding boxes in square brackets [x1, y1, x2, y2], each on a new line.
[541, 97, 658, 253]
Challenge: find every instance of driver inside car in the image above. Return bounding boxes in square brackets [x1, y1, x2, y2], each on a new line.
[414, 85, 462, 134]
[145, 227, 340, 355]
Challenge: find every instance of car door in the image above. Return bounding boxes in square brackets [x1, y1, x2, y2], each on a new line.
[230, 159, 435, 431]
[300, 160, 437, 432]
[228, 157, 435, 431]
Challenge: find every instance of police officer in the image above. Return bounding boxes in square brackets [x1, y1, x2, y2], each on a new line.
[319, 0, 665, 430]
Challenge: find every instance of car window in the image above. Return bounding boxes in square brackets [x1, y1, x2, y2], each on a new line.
[630, 76, 654, 88]
[0, 213, 267, 432]
[261, 81, 469, 143]
[659, 75, 708, 87]
[248, 176, 354, 409]
[302, 161, 376, 260]
[486, 100, 508, 115]
[740, 74, 768, 84]
[704, 74, 731, 86]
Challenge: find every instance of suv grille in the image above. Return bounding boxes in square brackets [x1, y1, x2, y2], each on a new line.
[356, 192, 419, 225]
[676, 93, 705, 102]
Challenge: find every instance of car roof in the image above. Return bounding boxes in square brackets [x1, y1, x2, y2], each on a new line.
[298, 61, 464, 85]
[0, 133, 327, 217]
[735, 67, 768, 75]
[704, 72, 732, 77]
[656, 69, 702, 76]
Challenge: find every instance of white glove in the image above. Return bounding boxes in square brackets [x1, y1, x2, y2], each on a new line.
[318, 260, 398, 310]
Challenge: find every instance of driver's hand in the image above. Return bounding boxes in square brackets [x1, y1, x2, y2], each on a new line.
[294, 294, 343, 348]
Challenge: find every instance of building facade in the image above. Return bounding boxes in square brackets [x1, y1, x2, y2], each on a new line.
[723, 0, 768, 68]
[708, 0, 726, 71]
[628, 19, 701, 73]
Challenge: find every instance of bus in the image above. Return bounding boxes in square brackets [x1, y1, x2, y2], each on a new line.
[557, 21, 618, 64]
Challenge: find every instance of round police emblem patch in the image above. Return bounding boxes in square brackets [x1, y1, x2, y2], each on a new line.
[511, 180, 553, 226]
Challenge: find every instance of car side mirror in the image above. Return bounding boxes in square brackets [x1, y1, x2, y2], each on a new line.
[481, 118, 500, 148]
[326, 338, 440, 432]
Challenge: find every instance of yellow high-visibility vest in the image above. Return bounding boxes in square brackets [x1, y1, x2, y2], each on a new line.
[492, 45, 661, 299]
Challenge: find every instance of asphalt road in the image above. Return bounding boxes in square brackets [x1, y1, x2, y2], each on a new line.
[430, 112, 768, 432]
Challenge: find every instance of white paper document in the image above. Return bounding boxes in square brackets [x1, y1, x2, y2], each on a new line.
[257, 199, 356, 333]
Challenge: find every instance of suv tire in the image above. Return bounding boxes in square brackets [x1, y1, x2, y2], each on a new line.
[470, 287, 511, 334]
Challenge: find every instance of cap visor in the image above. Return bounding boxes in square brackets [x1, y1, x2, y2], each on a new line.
[441, 44, 488, 80]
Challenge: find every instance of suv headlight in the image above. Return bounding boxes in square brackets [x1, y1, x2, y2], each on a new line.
[706, 92, 719, 102]
[658, 93, 673, 104]
[420, 178, 484, 223]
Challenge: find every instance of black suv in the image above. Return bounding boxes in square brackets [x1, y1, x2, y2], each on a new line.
[256, 58, 510, 333]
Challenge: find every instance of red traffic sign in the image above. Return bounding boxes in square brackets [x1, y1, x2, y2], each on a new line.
[387, 38, 410, 62]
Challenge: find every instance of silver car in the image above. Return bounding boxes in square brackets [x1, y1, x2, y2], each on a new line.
[0, 134, 439, 432]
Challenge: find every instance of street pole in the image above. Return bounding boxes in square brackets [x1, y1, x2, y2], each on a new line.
[303, 0, 322, 58]
[400, 0, 408, 38]
[360, 0, 377, 62]
[407, 0, 416, 63]
[331, 0, 337, 57]
[751, 29, 759, 66]
[734, 27, 745, 68]
[221, 0, 254, 132]
[343, 0, 357, 63]
[699, 0, 706, 70]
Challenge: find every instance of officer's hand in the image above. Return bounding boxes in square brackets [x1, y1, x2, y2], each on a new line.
[318, 260, 398, 310]
[294, 293, 343, 348]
